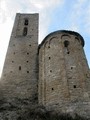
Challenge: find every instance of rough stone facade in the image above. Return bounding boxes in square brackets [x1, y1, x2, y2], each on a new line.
[38, 31, 90, 117]
[0, 13, 90, 119]
[0, 13, 38, 102]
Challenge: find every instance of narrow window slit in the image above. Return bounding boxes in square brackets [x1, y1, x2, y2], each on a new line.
[19, 66, 21, 70]
[67, 51, 70, 54]
[71, 67, 73, 69]
[52, 88, 54, 91]
[10, 71, 13, 73]
[73, 85, 76, 88]
[27, 71, 29, 73]
[49, 57, 51, 60]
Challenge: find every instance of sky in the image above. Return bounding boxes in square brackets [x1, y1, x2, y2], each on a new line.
[0, 0, 90, 77]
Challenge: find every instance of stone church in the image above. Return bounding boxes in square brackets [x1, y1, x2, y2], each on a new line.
[0, 13, 90, 119]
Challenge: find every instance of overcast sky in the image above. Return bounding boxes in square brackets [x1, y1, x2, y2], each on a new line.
[0, 0, 90, 76]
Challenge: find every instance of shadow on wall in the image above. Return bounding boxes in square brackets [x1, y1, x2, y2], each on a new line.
[0, 102, 89, 120]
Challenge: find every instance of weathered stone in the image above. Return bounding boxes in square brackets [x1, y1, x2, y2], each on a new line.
[38, 30, 90, 118]
[0, 13, 90, 119]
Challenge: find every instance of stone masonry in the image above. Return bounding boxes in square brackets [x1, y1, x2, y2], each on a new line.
[38, 31, 90, 117]
[0, 13, 90, 119]
[0, 13, 38, 102]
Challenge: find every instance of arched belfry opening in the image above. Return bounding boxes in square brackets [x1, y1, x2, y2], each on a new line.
[24, 19, 28, 25]
[23, 27, 28, 36]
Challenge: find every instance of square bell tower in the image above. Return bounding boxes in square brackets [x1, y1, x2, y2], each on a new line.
[1, 13, 39, 103]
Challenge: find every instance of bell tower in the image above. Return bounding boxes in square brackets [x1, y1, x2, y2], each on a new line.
[1, 13, 39, 103]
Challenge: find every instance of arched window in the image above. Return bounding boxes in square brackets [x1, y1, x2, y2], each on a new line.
[64, 40, 69, 47]
[64, 40, 70, 54]
[24, 19, 28, 25]
[23, 27, 28, 36]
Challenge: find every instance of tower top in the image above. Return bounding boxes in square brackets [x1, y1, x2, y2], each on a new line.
[16, 13, 39, 16]
[11, 13, 39, 39]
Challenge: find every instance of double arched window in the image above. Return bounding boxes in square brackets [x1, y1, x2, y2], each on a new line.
[23, 19, 29, 36]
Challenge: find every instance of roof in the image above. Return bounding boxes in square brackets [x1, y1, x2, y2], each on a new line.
[39, 30, 85, 49]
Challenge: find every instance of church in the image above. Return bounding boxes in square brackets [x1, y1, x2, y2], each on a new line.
[0, 13, 90, 119]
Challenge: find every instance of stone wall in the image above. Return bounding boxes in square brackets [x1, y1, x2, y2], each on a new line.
[0, 13, 39, 103]
[0, 13, 90, 119]
[38, 31, 90, 118]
